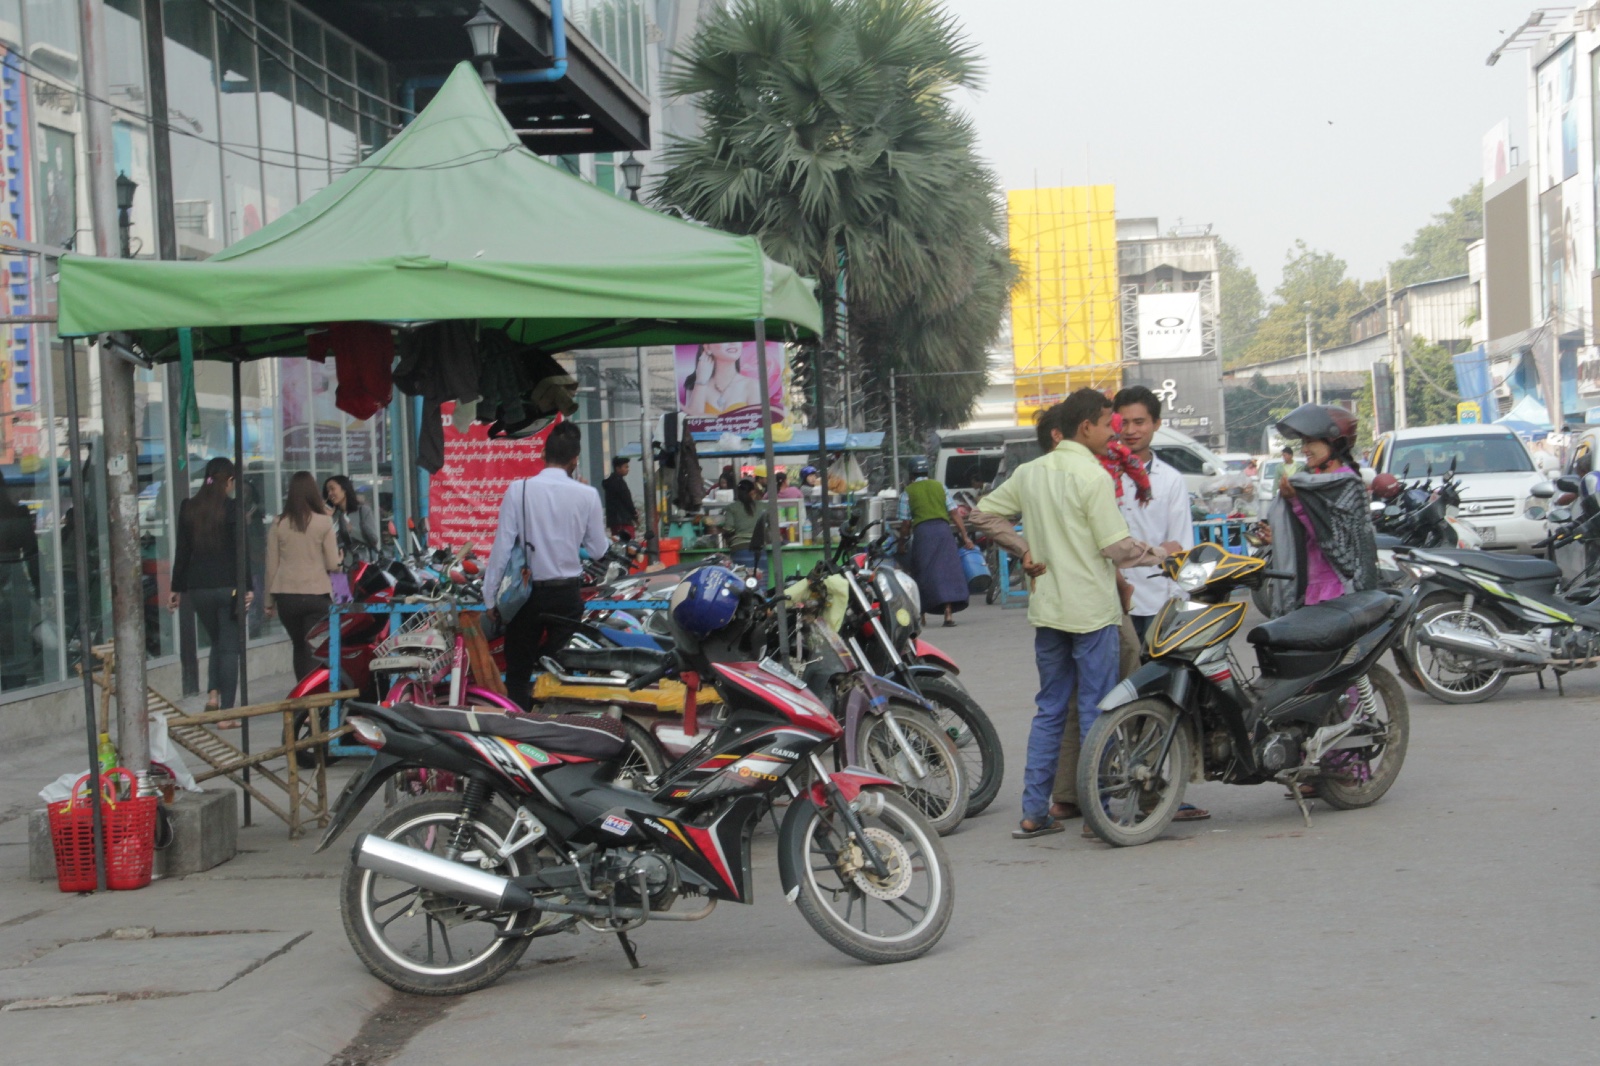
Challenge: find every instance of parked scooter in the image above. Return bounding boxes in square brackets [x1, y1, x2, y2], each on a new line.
[1399, 476, 1600, 703]
[1084, 542, 1416, 845]
[319, 568, 954, 996]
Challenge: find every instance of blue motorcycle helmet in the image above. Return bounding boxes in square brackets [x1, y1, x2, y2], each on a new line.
[669, 565, 744, 636]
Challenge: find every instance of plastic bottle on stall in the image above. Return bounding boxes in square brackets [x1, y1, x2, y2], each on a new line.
[97, 732, 117, 774]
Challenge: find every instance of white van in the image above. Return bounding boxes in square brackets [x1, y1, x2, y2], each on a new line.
[983, 423, 1225, 499]
[932, 426, 1036, 496]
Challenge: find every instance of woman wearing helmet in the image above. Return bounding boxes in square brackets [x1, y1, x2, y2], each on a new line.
[1260, 403, 1379, 614]
[899, 456, 975, 627]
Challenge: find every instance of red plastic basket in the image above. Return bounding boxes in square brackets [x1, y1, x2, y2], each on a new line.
[46, 770, 158, 892]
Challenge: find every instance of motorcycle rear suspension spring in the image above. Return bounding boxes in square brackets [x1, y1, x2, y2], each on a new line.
[448, 778, 489, 856]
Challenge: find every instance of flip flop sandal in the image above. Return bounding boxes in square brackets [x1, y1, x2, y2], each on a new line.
[1173, 804, 1210, 821]
[1049, 803, 1082, 820]
[1012, 817, 1064, 839]
[942, 619, 957, 628]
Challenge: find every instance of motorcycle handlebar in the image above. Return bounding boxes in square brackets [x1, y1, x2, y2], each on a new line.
[626, 661, 674, 691]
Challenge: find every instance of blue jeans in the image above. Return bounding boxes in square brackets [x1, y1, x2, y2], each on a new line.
[1023, 625, 1120, 822]
[730, 549, 767, 575]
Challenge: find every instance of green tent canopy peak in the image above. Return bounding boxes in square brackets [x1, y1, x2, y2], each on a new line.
[56, 62, 821, 357]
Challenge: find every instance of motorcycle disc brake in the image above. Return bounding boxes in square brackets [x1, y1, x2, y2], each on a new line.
[840, 827, 913, 901]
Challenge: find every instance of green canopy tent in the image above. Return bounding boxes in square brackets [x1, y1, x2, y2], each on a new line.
[53, 63, 819, 829]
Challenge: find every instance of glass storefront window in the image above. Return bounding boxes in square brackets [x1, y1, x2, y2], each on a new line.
[290, 9, 330, 199]
[164, 0, 227, 260]
[254, 0, 298, 225]
[217, 1, 265, 244]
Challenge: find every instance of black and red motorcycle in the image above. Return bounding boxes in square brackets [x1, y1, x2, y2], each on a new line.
[318, 575, 954, 995]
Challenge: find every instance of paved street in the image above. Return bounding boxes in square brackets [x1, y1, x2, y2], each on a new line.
[1, 602, 1596, 1064]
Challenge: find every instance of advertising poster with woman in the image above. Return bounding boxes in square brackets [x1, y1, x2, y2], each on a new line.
[674, 341, 787, 433]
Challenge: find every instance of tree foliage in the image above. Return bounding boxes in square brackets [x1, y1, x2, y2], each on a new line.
[1217, 238, 1263, 365]
[1388, 182, 1483, 288]
[1235, 241, 1378, 367]
[1224, 373, 1297, 451]
[654, 0, 1015, 435]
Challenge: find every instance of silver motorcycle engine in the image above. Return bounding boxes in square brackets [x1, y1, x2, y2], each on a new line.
[1255, 731, 1301, 774]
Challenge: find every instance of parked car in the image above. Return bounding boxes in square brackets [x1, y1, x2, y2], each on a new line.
[1370, 424, 1552, 551]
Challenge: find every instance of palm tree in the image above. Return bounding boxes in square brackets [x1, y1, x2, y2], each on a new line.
[655, 0, 1015, 437]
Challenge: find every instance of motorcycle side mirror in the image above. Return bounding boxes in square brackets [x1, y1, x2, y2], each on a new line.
[1549, 506, 1574, 523]
[1555, 475, 1582, 494]
[1530, 481, 1557, 499]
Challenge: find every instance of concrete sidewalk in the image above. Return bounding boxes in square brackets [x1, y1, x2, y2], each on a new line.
[0, 669, 390, 1064]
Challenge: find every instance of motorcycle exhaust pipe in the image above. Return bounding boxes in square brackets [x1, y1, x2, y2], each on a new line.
[352, 834, 537, 913]
[1418, 621, 1545, 666]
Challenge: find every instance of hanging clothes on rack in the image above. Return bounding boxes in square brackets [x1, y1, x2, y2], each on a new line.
[307, 322, 394, 421]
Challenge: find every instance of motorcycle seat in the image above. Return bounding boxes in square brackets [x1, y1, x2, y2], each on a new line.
[1417, 549, 1560, 584]
[1373, 534, 1406, 550]
[389, 702, 627, 760]
[1247, 590, 1397, 652]
[554, 646, 673, 676]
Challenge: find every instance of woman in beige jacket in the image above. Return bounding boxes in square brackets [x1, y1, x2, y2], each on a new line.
[266, 471, 342, 680]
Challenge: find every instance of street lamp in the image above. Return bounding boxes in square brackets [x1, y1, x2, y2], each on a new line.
[619, 153, 644, 201]
[115, 172, 137, 258]
[465, 5, 503, 100]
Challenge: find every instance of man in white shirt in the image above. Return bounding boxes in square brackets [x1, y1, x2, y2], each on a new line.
[1108, 385, 1208, 823]
[483, 421, 609, 708]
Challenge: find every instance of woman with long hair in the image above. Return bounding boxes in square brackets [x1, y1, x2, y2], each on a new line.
[168, 457, 248, 722]
[266, 470, 341, 680]
[722, 477, 768, 575]
[324, 474, 381, 566]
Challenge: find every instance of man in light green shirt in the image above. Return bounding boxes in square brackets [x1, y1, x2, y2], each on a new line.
[968, 389, 1165, 838]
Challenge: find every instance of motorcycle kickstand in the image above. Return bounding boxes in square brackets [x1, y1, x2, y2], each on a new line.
[1291, 787, 1314, 829]
[616, 930, 642, 970]
[1555, 670, 1566, 697]
[1537, 670, 1546, 691]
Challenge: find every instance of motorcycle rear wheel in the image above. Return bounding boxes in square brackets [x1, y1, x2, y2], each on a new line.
[340, 795, 536, 996]
[854, 707, 968, 835]
[779, 789, 953, 964]
[912, 674, 1004, 817]
[1318, 666, 1409, 810]
[1077, 699, 1191, 847]
[1404, 597, 1510, 705]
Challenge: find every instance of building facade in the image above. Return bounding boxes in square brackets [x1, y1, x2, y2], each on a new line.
[0, 0, 675, 738]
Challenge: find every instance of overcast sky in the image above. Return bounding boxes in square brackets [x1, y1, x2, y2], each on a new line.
[937, 0, 1531, 291]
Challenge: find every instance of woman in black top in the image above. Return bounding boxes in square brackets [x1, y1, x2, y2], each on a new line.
[169, 457, 250, 722]
[0, 470, 39, 689]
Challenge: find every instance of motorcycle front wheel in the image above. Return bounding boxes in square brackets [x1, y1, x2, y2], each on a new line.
[778, 788, 953, 964]
[854, 707, 968, 835]
[1077, 699, 1191, 847]
[912, 674, 1004, 817]
[1403, 596, 1510, 705]
[340, 795, 537, 996]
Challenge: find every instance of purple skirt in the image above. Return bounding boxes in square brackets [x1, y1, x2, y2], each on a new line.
[910, 519, 969, 613]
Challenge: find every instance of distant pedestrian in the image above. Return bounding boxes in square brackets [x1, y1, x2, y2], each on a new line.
[266, 471, 342, 682]
[603, 456, 638, 539]
[968, 389, 1166, 839]
[324, 474, 381, 567]
[169, 457, 249, 723]
[899, 456, 974, 627]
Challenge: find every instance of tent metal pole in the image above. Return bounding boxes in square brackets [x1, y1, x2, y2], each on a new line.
[63, 338, 108, 891]
[636, 345, 656, 561]
[233, 360, 251, 826]
[753, 320, 788, 663]
[816, 351, 829, 557]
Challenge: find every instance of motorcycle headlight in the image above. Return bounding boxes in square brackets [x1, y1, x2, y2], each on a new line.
[1175, 560, 1217, 592]
[893, 569, 922, 625]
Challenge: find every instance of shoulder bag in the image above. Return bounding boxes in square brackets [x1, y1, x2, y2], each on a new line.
[495, 480, 537, 623]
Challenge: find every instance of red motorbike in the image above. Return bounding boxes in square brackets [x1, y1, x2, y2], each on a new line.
[318, 577, 954, 995]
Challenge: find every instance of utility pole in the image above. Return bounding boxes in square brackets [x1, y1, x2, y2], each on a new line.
[1303, 302, 1313, 407]
[1388, 269, 1407, 429]
[80, 0, 148, 775]
[635, 347, 656, 561]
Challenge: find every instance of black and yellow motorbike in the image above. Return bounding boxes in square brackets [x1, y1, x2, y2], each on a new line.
[1080, 543, 1418, 846]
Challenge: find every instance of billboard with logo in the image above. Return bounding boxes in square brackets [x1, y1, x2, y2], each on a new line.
[1135, 293, 1202, 361]
[1127, 360, 1220, 442]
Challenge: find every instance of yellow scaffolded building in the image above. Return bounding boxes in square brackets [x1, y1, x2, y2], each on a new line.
[1007, 185, 1121, 424]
